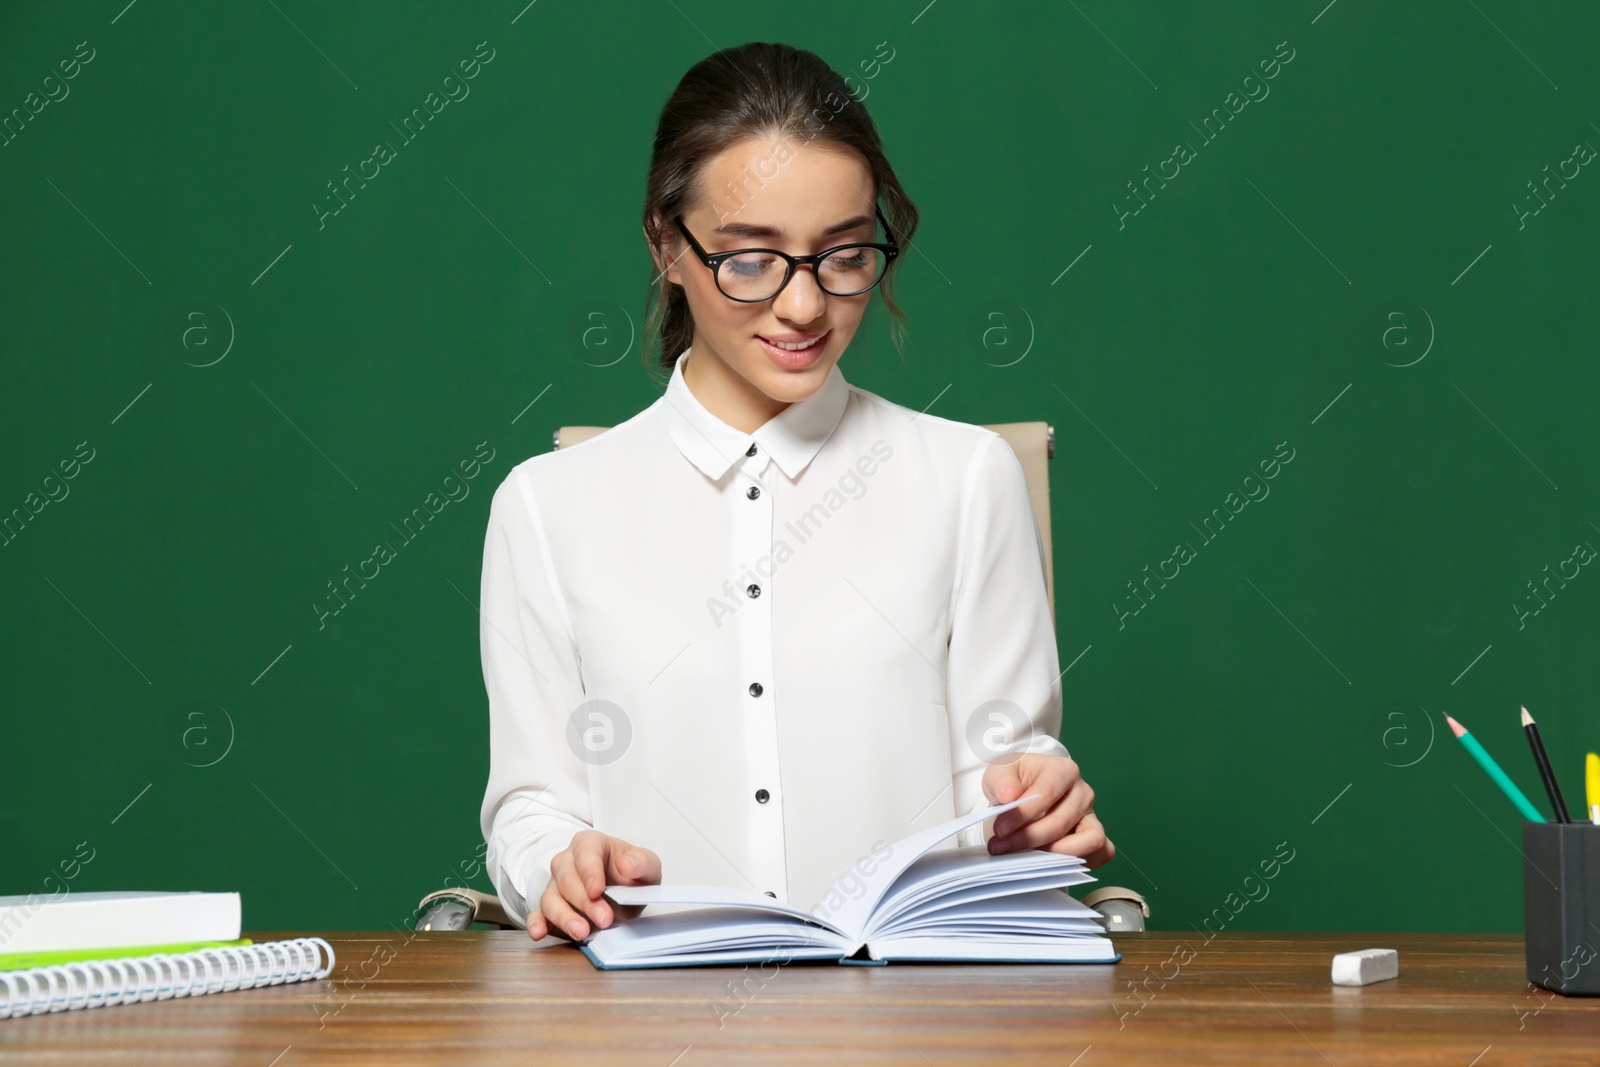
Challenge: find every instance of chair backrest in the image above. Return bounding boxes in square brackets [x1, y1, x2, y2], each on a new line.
[554, 421, 1056, 627]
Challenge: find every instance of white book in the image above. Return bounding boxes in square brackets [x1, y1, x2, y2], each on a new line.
[0, 891, 241, 955]
[580, 796, 1121, 969]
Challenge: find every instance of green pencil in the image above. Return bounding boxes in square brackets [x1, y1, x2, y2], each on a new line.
[1446, 714, 1547, 822]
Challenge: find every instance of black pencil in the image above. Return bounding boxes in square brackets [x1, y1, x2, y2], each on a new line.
[1521, 705, 1571, 823]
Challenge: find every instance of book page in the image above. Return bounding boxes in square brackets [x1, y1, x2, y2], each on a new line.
[873, 888, 1106, 939]
[864, 849, 1093, 938]
[863, 935, 1118, 964]
[602, 883, 851, 938]
[596, 795, 1036, 951]
[583, 906, 852, 967]
[809, 794, 1037, 940]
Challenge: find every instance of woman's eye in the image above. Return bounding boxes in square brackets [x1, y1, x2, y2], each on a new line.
[725, 254, 779, 277]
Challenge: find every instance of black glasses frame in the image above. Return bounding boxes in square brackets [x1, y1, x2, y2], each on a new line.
[671, 207, 901, 303]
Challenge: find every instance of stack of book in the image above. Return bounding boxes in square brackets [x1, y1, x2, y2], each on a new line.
[0, 891, 334, 1018]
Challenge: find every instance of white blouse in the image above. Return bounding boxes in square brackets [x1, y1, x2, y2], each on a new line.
[479, 347, 1070, 927]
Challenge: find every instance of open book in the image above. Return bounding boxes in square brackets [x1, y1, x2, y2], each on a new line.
[579, 795, 1120, 969]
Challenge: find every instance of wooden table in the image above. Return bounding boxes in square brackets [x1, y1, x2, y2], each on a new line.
[2, 930, 1596, 1064]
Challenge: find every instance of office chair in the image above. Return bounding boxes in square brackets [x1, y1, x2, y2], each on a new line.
[416, 420, 1143, 932]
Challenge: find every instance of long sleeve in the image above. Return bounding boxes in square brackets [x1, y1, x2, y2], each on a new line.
[479, 467, 593, 928]
[945, 433, 1071, 847]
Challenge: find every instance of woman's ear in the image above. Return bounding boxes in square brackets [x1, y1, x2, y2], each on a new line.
[646, 222, 682, 286]
[643, 220, 670, 277]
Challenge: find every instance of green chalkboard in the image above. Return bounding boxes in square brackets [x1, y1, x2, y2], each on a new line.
[3, 0, 1597, 939]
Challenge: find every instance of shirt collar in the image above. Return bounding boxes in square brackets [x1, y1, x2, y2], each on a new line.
[662, 346, 850, 482]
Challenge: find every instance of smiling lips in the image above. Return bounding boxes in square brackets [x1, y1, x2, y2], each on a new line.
[756, 329, 830, 370]
[756, 331, 827, 350]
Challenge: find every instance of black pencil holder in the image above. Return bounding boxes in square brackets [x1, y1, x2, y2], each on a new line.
[1523, 820, 1600, 995]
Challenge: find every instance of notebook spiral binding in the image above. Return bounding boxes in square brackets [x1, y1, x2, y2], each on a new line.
[0, 937, 337, 1019]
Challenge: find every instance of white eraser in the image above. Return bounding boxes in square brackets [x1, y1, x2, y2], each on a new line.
[1331, 948, 1399, 986]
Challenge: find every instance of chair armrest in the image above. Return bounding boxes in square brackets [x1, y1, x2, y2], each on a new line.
[414, 887, 518, 931]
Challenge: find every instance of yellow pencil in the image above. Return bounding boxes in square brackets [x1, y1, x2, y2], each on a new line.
[1586, 752, 1600, 824]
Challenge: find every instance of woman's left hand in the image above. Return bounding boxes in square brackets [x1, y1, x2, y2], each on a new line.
[981, 754, 1115, 868]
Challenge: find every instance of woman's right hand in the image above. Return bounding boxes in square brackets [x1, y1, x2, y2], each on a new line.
[529, 830, 661, 942]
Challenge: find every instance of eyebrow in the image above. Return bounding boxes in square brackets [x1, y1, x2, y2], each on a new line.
[712, 214, 875, 241]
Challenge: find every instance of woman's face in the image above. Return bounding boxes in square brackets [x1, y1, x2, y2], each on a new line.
[656, 135, 880, 412]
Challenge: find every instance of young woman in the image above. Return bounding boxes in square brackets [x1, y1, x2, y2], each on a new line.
[479, 42, 1112, 944]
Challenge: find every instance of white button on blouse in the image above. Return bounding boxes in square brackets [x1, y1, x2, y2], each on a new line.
[479, 347, 1070, 927]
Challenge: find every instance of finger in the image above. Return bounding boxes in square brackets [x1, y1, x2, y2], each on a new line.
[570, 841, 616, 928]
[1081, 836, 1116, 870]
[553, 851, 606, 934]
[546, 858, 589, 938]
[1039, 809, 1110, 863]
[606, 840, 662, 886]
[982, 758, 1023, 805]
[539, 877, 589, 941]
[570, 832, 608, 899]
[993, 759, 1080, 838]
[991, 779, 1092, 853]
[600, 842, 661, 923]
[1078, 820, 1115, 868]
[531, 893, 577, 942]
[1009, 756, 1077, 832]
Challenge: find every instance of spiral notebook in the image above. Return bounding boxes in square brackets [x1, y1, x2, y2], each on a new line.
[0, 937, 336, 1018]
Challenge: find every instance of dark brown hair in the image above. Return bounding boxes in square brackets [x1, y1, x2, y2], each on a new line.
[641, 42, 919, 384]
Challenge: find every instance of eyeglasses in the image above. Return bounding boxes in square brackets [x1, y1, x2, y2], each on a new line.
[671, 207, 900, 303]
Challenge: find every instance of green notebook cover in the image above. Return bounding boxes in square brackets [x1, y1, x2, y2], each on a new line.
[0, 939, 253, 971]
